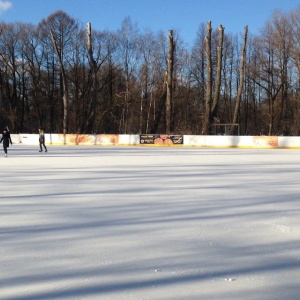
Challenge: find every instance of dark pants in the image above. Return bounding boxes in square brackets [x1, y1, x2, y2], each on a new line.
[3, 140, 9, 154]
[39, 139, 47, 151]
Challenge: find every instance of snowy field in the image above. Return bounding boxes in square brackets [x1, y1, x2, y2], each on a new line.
[1, 145, 300, 300]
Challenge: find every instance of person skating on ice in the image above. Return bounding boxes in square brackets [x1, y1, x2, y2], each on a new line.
[0, 126, 12, 157]
[38, 128, 47, 152]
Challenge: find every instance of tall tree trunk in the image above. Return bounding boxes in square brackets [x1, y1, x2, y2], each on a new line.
[166, 30, 174, 134]
[50, 29, 68, 136]
[230, 26, 248, 135]
[86, 22, 98, 133]
[201, 21, 212, 135]
[211, 25, 224, 126]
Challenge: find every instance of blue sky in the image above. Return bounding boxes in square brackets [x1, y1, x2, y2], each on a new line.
[0, 0, 299, 46]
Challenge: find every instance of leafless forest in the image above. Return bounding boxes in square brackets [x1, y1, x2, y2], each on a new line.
[1, 7, 300, 135]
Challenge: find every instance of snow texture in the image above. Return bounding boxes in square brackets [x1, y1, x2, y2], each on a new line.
[1, 145, 300, 300]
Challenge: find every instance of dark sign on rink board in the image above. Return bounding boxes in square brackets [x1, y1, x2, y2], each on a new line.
[140, 134, 183, 145]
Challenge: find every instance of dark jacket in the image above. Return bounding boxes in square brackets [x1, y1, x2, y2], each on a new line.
[0, 130, 12, 148]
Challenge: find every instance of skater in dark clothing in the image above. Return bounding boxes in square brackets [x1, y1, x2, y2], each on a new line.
[0, 126, 12, 157]
[38, 128, 47, 152]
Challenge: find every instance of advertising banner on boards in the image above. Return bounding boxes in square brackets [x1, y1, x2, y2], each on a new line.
[252, 136, 278, 147]
[140, 134, 183, 145]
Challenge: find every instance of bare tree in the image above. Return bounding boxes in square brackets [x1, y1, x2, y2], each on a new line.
[116, 17, 140, 133]
[0, 22, 27, 130]
[20, 24, 45, 131]
[248, 11, 293, 136]
[149, 31, 169, 134]
[85, 22, 99, 133]
[39, 11, 79, 135]
[190, 23, 206, 133]
[211, 24, 224, 126]
[230, 26, 248, 135]
[138, 30, 156, 133]
[50, 29, 68, 135]
[201, 21, 212, 135]
[166, 30, 175, 134]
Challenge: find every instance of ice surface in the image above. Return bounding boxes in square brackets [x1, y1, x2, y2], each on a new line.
[1, 145, 300, 299]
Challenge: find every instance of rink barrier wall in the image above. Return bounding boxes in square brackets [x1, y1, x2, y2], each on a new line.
[9, 133, 300, 149]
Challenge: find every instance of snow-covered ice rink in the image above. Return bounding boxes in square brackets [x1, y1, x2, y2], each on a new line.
[1, 145, 300, 300]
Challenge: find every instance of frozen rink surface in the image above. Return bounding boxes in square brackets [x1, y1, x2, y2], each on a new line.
[1, 145, 300, 300]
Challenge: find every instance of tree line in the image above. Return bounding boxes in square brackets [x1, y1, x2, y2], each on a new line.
[1, 7, 300, 136]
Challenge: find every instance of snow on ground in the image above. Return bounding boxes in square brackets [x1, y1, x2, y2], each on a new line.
[1, 145, 300, 300]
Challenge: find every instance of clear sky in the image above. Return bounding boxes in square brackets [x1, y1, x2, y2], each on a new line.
[0, 0, 300, 46]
